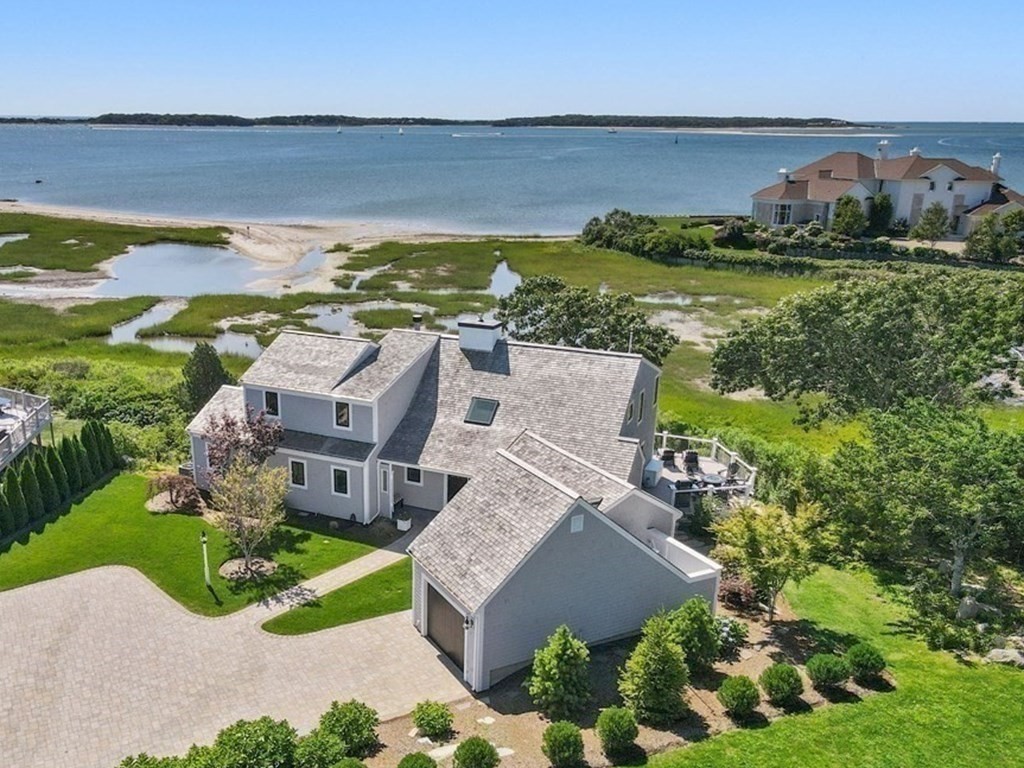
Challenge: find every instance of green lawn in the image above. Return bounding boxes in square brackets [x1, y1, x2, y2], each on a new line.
[0, 474, 382, 616]
[651, 567, 1024, 768]
[0, 212, 229, 272]
[262, 557, 413, 635]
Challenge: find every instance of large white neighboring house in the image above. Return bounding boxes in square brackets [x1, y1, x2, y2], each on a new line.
[751, 141, 1018, 235]
[188, 323, 725, 691]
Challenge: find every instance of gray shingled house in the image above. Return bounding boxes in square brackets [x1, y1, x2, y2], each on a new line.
[189, 320, 721, 690]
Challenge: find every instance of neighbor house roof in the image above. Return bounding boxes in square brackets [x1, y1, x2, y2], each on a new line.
[789, 151, 877, 181]
[751, 177, 859, 203]
[965, 185, 1024, 217]
[240, 332, 378, 397]
[408, 435, 633, 612]
[874, 156, 1000, 182]
[379, 336, 644, 480]
[186, 385, 245, 434]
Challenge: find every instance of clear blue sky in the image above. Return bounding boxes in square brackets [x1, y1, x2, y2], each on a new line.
[4, 0, 1023, 121]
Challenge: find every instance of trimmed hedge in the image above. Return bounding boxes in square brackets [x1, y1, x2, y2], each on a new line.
[806, 654, 851, 690]
[453, 737, 500, 768]
[595, 706, 638, 759]
[541, 721, 585, 768]
[846, 643, 886, 682]
[759, 663, 804, 705]
[716, 675, 760, 719]
[412, 700, 454, 741]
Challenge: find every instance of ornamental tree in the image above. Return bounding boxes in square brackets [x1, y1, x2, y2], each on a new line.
[210, 462, 288, 572]
[496, 275, 679, 366]
[205, 405, 283, 479]
[711, 503, 815, 622]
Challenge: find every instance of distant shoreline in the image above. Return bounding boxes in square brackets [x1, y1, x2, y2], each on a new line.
[0, 112, 874, 130]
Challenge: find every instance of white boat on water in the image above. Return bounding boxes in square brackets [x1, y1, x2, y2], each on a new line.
[398, 127, 404, 135]
[336, 126, 342, 134]
[607, 128, 618, 134]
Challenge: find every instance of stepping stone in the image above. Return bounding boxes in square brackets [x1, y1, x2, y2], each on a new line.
[455, 701, 473, 710]
[428, 744, 458, 759]
[408, 728, 419, 738]
[417, 737, 434, 745]
[476, 716, 496, 725]
[497, 748, 515, 758]
[739, 649, 754, 660]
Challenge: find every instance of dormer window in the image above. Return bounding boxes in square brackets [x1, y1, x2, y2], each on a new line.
[264, 391, 280, 417]
[334, 401, 351, 429]
[465, 397, 499, 426]
[928, 181, 935, 191]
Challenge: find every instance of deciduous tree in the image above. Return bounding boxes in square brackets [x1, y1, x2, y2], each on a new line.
[909, 201, 950, 245]
[497, 275, 679, 366]
[831, 195, 867, 237]
[711, 502, 815, 622]
[205, 406, 283, 479]
[867, 192, 894, 235]
[210, 461, 288, 572]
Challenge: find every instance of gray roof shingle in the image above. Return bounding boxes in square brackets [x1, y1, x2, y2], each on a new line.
[334, 330, 437, 400]
[186, 385, 245, 434]
[380, 337, 642, 480]
[240, 332, 378, 396]
[279, 430, 376, 462]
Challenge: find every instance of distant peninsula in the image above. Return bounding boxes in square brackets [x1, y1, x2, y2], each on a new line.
[0, 113, 869, 129]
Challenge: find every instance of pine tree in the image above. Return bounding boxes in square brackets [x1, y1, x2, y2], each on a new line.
[34, 452, 60, 515]
[19, 459, 45, 520]
[0, 487, 13, 537]
[75, 436, 94, 488]
[60, 437, 82, 494]
[47, 447, 71, 501]
[618, 613, 690, 726]
[181, 342, 234, 414]
[5, 471, 29, 529]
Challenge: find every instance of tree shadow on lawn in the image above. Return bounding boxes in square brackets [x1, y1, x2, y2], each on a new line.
[0, 472, 117, 555]
[767, 617, 863, 662]
[222, 562, 306, 602]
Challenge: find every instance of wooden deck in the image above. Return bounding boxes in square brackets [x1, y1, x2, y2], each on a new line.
[0, 388, 52, 472]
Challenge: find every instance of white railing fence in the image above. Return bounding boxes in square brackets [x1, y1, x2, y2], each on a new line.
[655, 431, 758, 494]
[0, 387, 53, 471]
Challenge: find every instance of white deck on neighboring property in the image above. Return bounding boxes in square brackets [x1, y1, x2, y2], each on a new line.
[0, 387, 52, 472]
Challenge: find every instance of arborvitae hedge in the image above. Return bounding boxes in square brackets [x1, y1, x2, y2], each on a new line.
[34, 452, 60, 513]
[80, 422, 103, 478]
[6, 472, 29, 528]
[60, 436, 82, 494]
[75, 436, 94, 486]
[0, 487, 13, 536]
[19, 461, 45, 521]
[47, 448, 71, 501]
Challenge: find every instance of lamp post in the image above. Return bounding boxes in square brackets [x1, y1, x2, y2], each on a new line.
[200, 531, 211, 588]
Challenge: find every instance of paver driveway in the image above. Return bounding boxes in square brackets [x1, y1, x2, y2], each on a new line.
[0, 565, 467, 768]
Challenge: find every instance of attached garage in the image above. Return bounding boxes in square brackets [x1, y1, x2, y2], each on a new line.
[426, 584, 465, 670]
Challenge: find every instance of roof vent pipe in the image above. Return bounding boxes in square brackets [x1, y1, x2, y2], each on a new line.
[777, 168, 791, 182]
[412, 313, 423, 331]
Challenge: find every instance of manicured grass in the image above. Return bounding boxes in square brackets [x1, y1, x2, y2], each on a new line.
[650, 567, 1024, 768]
[0, 474, 380, 616]
[0, 212, 229, 272]
[262, 557, 413, 635]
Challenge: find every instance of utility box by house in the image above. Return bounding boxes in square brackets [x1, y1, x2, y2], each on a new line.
[642, 458, 662, 489]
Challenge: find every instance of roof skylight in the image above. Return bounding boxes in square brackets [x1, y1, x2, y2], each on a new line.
[465, 397, 499, 426]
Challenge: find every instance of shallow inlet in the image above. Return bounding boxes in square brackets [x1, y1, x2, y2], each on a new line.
[0, 233, 30, 248]
[106, 299, 262, 358]
[96, 244, 326, 297]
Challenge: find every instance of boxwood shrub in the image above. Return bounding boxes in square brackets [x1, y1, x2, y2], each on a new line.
[806, 654, 851, 690]
[541, 721, 585, 768]
[846, 643, 886, 682]
[758, 663, 803, 705]
[716, 675, 760, 719]
[595, 706, 638, 759]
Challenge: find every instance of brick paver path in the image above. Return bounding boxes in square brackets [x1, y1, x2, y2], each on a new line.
[0, 531, 466, 768]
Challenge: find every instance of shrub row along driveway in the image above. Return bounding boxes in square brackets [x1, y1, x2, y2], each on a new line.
[0, 566, 467, 768]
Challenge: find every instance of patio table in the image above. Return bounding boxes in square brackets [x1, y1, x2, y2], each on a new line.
[701, 473, 725, 487]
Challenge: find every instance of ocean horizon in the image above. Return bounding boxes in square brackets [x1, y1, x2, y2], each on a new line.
[2, 122, 1022, 234]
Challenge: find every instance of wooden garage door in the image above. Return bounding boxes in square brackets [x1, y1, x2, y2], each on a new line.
[427, 584, 465, 670]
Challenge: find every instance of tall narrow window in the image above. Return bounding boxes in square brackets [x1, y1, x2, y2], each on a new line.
[653, 376, 660, 403]
[332, 467, 350, 497]
[638, 391, 646, 423]
[334, 401, 351, 429]
[264, 391, 280, 417]
[381, 468, 389, 493]
[289, 459, 306, 489]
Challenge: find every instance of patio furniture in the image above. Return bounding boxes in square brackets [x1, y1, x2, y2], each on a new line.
[661, 449, 676, 467]
[725, 461, 740, 482]
[674, 478, 695, 491]
[702, 473, 725, 488]
[0, 396, 10, 415]
[683, 450, 701, 474]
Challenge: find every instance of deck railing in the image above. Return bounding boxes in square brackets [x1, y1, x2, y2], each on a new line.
[654, 431, 758, 495]
[0, 387, 53, 472]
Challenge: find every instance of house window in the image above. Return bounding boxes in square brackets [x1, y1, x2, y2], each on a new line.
[264, 391, 280, 417]
[772, 204, 791, 226]
[653, 376, 660, 403]
[465, 397, 499, 426]
[381, 467, 389, 493]
[406, 466, 423, 485]
[570, 514, 584, 534]
[946, 181, 954, 191]
[626, 402, 634, 422]
[289, 459, 307, 489]
[638, 391, 646, 423]
[334, 401, 351, 429]
[332, 467, 350, 497]
[928, 181, 936, 191]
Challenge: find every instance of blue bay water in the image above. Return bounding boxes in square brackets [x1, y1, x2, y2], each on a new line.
[1, 123, 1022, 235]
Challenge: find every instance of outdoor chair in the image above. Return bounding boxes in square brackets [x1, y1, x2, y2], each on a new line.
[683, 450, 701, 475]
[661, 449, 676, 467]
[726, 461, 740, 482]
